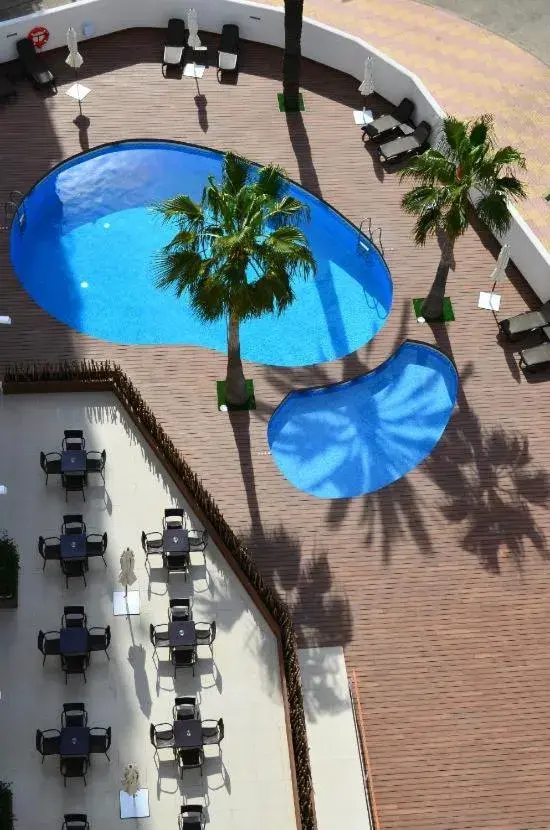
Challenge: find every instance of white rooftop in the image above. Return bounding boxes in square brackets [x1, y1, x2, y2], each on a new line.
[0, 391, 297, 830]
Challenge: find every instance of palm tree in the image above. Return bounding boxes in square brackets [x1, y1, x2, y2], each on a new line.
[282, 0, 304, 111]
[154, 152, 316, 407]
[400, 115, 526, 321]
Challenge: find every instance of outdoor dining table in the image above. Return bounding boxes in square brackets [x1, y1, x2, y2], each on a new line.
[60, 627, 89, 656]
[60, 533, 87, 561]
[163, 528, 190, 554]
[61, 450, 87, 474]
[169, 620, 196, 649]
[60, 726, 90, 758]
[173, 718, 202, 750]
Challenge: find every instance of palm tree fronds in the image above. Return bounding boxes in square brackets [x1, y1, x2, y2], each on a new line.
[255, 164, 286, 200]
[494, 175, 527, 201]
[476, 192, 514, 236]
[490, 146, 527, 171]
[222, 152, 250, 195]
[153, 194, 202, 223]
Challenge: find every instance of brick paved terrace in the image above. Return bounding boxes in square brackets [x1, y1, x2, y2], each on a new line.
[1, 27, 550, 830]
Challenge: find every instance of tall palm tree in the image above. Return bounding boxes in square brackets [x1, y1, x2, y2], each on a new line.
[400, 115, 526, 321]
[154, 152, 316, 407]
[282, 0, 304, 111]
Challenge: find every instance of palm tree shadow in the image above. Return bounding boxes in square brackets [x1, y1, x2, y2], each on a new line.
[285, 111, 322, 197]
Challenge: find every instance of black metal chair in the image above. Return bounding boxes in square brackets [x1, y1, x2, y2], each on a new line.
[89, 625, 111, 659]
[86, 532, 107, 567]
[149, 623, 169, 657]
[38, 629, 61, 664]
[179, 805, 205, 829]
[164, 552, 189, 582]
[61, 558, 87, 589]
[62, 515, 86, 535]
[177, 747, 203, 778]
[188, 529, 208, 552]
[62, 605, 87, 628]
[169, 598, 192, 621]
[195, 621, 216, 655]
[149, 722, 175, 758]
[38, 535, 61, 569]
[62, 814, 89, 830]
[86, 449, 106, 482]
[36, 728, 60, 762]
[62, 653, 89, 683]
[89, 726, 111, 761]
[171, 647, 196, 678]
[61, 756, 88, 786]
[63, 473, 86, 502]
[201, 718, 224, 755]
[63, 430, 85, 450]
[40, 450, 62, 484]
[163, 508, 185, 529]
[173, 696, 199, 721]
[61, 702, 87, 728]
[141, 530, 163, 562]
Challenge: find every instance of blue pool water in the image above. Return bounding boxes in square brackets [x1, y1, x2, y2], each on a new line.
[267, 342, 458, 498]
[10, 140, 392, 366]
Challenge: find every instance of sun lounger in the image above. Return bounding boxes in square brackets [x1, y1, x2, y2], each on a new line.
[378, 121, 431, 164]
[498, 300, 550, 341]
[519, 341, 550, 372]
[16, 38, 56, 92]
[162, 18, 187, 75]
[362, 98, 415, 141]
[0, 74, 17, 103]
[218, 24, 240, 76]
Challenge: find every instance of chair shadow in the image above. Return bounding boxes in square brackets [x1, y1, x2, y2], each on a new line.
[204, 755, 230, 792]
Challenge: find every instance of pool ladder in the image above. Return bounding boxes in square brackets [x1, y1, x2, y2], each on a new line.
[2, 190, 26, 230]
[358, 216, 384, 255]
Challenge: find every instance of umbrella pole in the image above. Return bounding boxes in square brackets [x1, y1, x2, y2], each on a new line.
[74, 66, 82, 117]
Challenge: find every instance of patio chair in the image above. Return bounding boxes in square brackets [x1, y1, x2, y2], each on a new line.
[218, 24, 240, 77]
[171, 647, 196, 678]
[188, 528, 208, 553]
[519, 341, 550, 372]
[89, 726, 111, 760]
[164, 552, 190, 582]
[362, 97, 415, 141]
[498, 300, 550, 341]
[201, 718, 224, 755]
[141, 530, 163, 562]
[40, 450, 62, 484]
[179, 805, 205, 830]
[195, 621, 216, 655]
[62, 515, 86, 535]
[38, 629, 61, 664]
[62, 653, 89, 684]
[16, 38, 57, 92]
[62, 429, 85, 450]
[163, 508, 185, 529]
[61, 702, 87, 728]
[62, 814, 89, 830]
[61, 756, 88, 786]
[177, 747, 203, 778]
[149, 722, 175, 758]
[86, 449, 106, 482]
[378, 121, 432, 164]
[173, 695, 199, 721]
[86, 532, 108, 566]
[62, 605, 87, 628]
[169, 598, 192, 621]
[61, 558, 87, 589]
[89, 625, 111, 659]
[63, 472, 86, 502]
[38, 535, 61, 569]
[149, 622, 170, 657]
[162, 18, 187, 75]
[36, 728, 61, 762]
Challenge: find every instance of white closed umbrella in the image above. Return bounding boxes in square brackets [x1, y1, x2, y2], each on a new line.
[121, 763, 140, 796]
[119, 547, 137, 597]
[490, 243, 510, 288]
[187, 8, 202, 49]
[66, 27, 83, 70]
[358, 57, 374, 97]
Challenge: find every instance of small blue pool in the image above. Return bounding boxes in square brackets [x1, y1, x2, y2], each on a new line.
[267, 341, 458, 498]
[10, 140, 392, 367]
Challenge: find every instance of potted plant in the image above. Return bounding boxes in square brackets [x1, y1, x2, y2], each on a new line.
[0, 781, 14, 830]
[0, 533, 19, 609]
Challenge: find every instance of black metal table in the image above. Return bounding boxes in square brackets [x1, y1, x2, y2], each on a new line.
[173, 718, 202, 749]
[163, 528, 189, 554]
[61, 450, 86, 474]
[60, 726, 90, 758]
[60, 627, 89, 655]
[169, 620, 196, 648]
[60, 533, 86, 561]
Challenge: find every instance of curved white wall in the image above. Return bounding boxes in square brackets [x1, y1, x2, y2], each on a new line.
[1, 0, 549, 300]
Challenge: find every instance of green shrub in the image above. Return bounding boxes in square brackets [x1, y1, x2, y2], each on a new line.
[0, 781, 14, 830]
[0, 533, 19, 598]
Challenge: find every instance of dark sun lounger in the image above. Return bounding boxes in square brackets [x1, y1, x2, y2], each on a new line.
[16, 38, 56, 92]
[162, 18, 187, 75]
[218, 24, 240, 76]
[362, 97, 415, 141]
[519, 341, 550, 372]
[378, 121, 431, 164]
[498, 300, 550, 341]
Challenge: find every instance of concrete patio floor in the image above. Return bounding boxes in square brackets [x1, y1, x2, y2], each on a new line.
[0, 392, 297, 830]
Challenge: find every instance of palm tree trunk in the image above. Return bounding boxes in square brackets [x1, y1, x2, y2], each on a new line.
[421, 235, 455, 321]
[225, 314, 249, 407]
[283, 0, 304, 111]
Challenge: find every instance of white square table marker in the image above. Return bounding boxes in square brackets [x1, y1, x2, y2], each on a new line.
[113, 590, 140, 616]
[353, 109, 373, 126]
[478, 291, 501, 312]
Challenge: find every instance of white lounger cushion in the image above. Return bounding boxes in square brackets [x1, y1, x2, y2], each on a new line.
[164, 45, 184, 65]
[218, 51, 237, 71]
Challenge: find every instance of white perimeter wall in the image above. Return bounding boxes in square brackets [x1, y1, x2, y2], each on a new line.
[1, 0, 549, 301]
